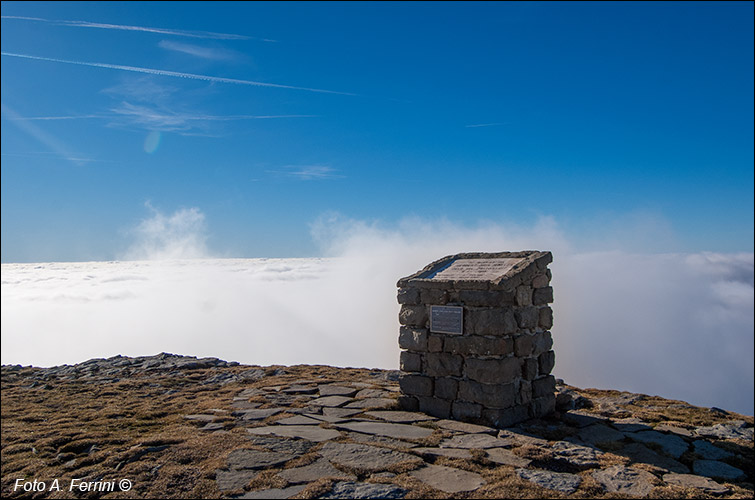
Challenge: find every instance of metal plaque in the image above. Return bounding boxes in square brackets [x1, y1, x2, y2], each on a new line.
[429, 258, 523, 281]
[430, 305, 463, 335]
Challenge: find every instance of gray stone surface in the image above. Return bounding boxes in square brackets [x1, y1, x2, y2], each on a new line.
[611, 418, 652, 433]
[516, 468, 581, 494]
[318, 385, 359, 397]
[663, 473, 730, 495]
[318, 442, 420, 471]
[592, 465, 656, 497]
[235, 485, 307, 499]
[184, 414, 217, 422]
[695, 421, 754, 441]
[246, 425, 341, 442]
[693, 440, 734, 460]
[246, 435, 316, 455]
[627, 430, 689, 458]
[364, 411, 435, 423]
[344, 398, 395, 409]
[410, 464, 485, 493]
[274, 415, 321, 426]
[485, 447, 531, 467]
[412, 447, 473, 459]
[655, 424, 694, 438]
[309, 395, 354, 407]
[335, 421, 433, 440]
[345, 432, 419, 449]
[215, 469, 257, 491]
[440, 433, 511, 449]
[498, 429, 549, 447]
[323, 407, 363, 418]
[227, 449, 295, 470]
[693, 460, 746, 481]
[552, 441, 601, 469]
[620, 443, 689, 474]
[578, 424, 626, 447]
[278, 458, 356, 483]
[320, 481, 407, 499]
[435, 419, 496, 434]
[238, 408, 284, 421]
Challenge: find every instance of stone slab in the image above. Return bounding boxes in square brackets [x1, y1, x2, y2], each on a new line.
[485, 448, 531, 467]
[318, 442, 420, 471]
[412, 447, 473, 459]
[693, 440, 734, 460]
[516, 468, 581, 494]
[410, 464, 485, 493]
[552, 441, 601, 469]
[246, 425, 341, 442]
[435, 419, 496, 434]
[278, 458, 356, 483]
[238, 408, 284, 421]
[693, 460, 746, 481]
[215, 469, 258, 491]
[663, 473, 730, 495]
[274, 415, 321, 426]
[320, 481, 407, 499]
[318, 385, 359, 397]
[592, 465, 656, 497]
[364, 411, 435, 423]
[323, 407, 363, 418]
[309, 396, 354, 407]
[577, 424, 626, 447]
[236, 485, 307, 499]
[344, 398, 395, 409]
[440, 433, 512, 449]
[227, 449, 295, 470]
[246, 436, 316, 455]
[620, 443, 689, 474]
[428, 258, 523, 281]
[627, 430, 689, 459]
[335, 421, 433, 440]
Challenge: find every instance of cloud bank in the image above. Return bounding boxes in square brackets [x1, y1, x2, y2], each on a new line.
[1, 211, 752, 415]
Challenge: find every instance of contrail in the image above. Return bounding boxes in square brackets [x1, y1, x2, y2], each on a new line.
[1, 52, 356, 96]
[1, 15, 270, 41]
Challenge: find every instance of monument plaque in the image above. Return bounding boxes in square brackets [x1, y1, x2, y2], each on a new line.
[429, 258, 522, 281]
[430, 305, 463, 335]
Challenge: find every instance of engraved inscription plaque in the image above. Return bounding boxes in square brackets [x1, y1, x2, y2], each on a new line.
[430, 305, 463, 335]
[429, 258, 523, 281]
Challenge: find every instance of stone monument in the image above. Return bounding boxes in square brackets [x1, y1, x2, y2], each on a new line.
[396, 251, 555, 428]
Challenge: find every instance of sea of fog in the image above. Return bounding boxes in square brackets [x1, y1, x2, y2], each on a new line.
[2, 251, 753, 415]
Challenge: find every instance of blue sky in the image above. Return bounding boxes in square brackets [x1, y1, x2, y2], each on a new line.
[2, 1, 753, 262]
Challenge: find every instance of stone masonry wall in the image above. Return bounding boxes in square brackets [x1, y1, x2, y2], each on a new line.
[396, 251, 555, 428]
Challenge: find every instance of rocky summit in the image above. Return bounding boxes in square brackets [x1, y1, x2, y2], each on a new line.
[2, 354, 753, 499]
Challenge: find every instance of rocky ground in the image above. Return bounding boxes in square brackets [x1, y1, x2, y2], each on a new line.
[1, 354, 753, 499]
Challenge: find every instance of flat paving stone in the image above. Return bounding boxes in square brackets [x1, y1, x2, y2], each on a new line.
[309, 395, 354, 407]
[410, 464, 485, 493]
[412, 447, 473, 459]
[552, 441, 602, 469]
[281, 385, 318, 395]
[620, 443, 689, 474]
[440, 433, 512, 449]
[318, 385, 359, 397]
[336, 421, 433, 440]
[486, 448, 531, 467]
[498, 429, 549, 447]
[246, 435, 316, 455]
[592, 465, 656, 497]
[696, 421, 754, 441]
[184, 414, 217, 422]
[215, 469, 257, 491]
[578, 424, 626, 447]
[344, 398, 395, 409]
[562, 410, 609, 428]
[693, 460, 746, 481]
[656, 424, 694, 438]
[516, 468, 581, 494]
[238, 408, 284, 421]
[611, 418, 652, 433]
[247, 425, 341, 442]
[278, 457, 356, 483]
[234, 484, 306, 499]
[663, 473, 730, 495]
[345, 432, 419, 449]
[323, 407, 363, 418]
[318, 442, 420, 471]
[320, 481, 407, 499]
[364, 411, 435, 423]
[693, 440, 734, 460]
[201, 422, 226, 431]
[355, 388, 391, 399]
[435, 419, 496, 434]
[231, 401, 262, 410]
[227, 449, 295, 470]
[274, 415, 321, 426]
[627, 430, 689, 459]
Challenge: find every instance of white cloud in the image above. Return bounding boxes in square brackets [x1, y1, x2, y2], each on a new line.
[268, 166, 344, 180]
[122, 204, 210, 260]
[158, 40, 240, 61]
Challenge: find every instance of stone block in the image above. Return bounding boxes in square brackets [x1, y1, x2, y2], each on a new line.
[398, 395, 419, 411]
[535, 252, 553, 269]
[428, 335, 443, 352]
[459, 380, 515, 408]
[444, 336, 513, 356]
[417, 396, 451, 419]
[516, 285, 533, 306]
[399, 305, 428, 327]
[519, 380, 532, 405]
[532, 375, 556, 399]
[539, 350, 556, 375]
[515, 306, 539, 329]
[425, 353, 463, 377]
[533, 286, 554, 305]
[532, 331, 553, 357]
[522, 358, 539, 381]
[397, 287, 420, 305]
[458, 290, 515, 307]
[532, 274, 550, 288]
[468, 308, 517, 335]
[399, 374, 433, 397]
[514, 334, 534, 357]
[482, 405, 530, 428]
[538, 307, 553, 329]
[464, 357, 521, 384]
[452, 401, 482, 420]
[398, 327, 428, 351]
[420, 288, 447, 304]
[530, 396, 556, 418]
[435, 377, 459, 400]
[400, 351, 422, 372]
